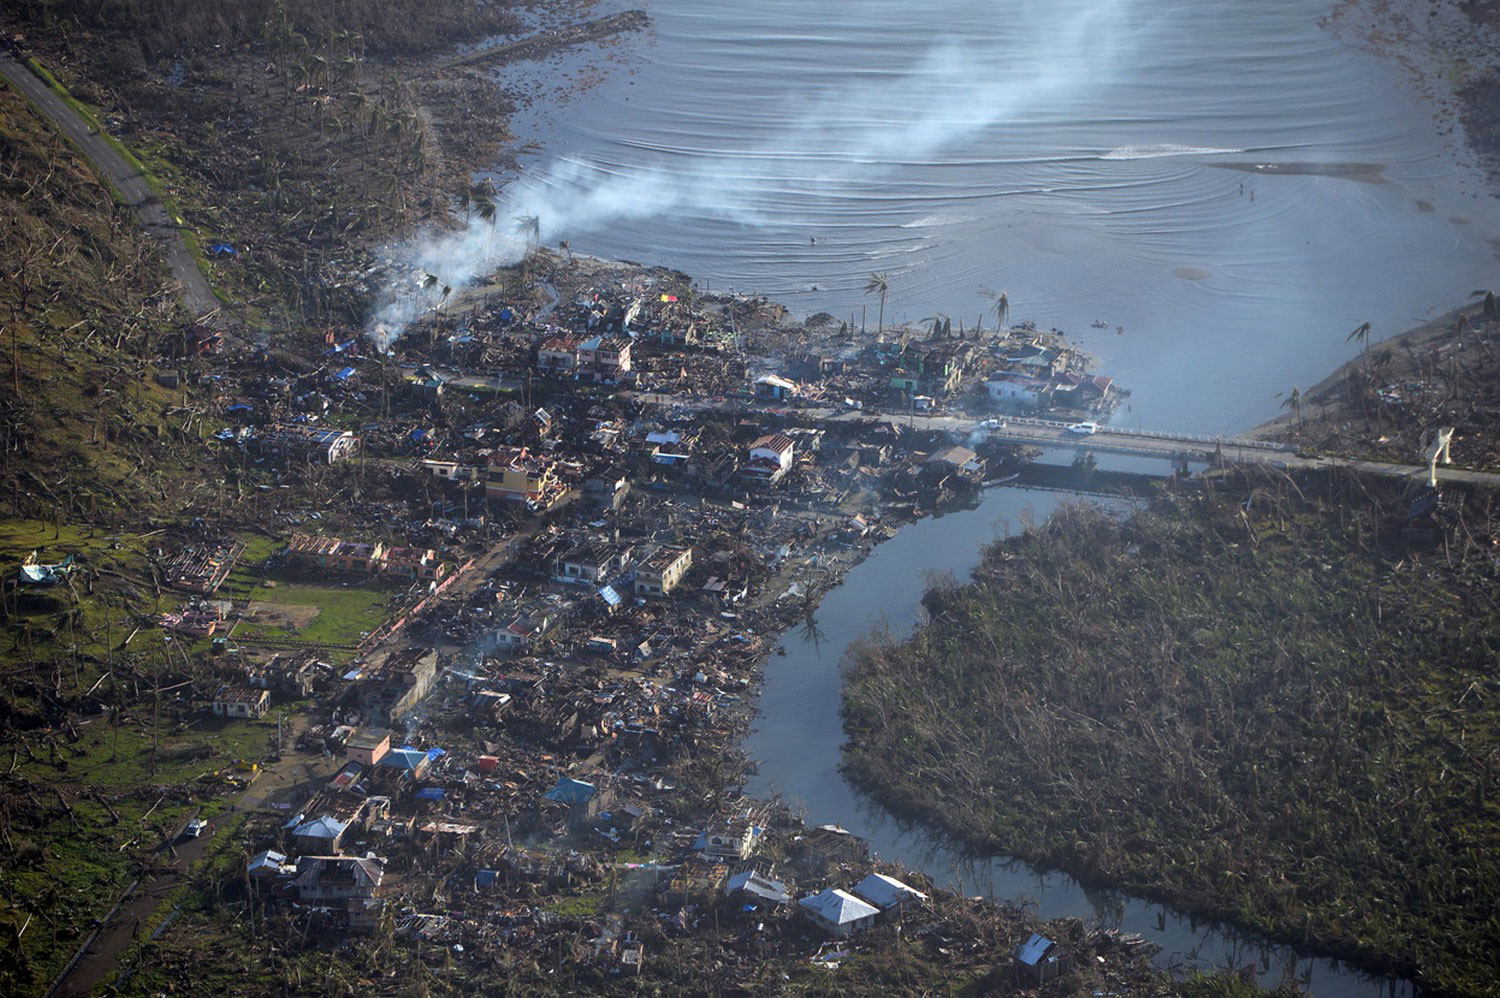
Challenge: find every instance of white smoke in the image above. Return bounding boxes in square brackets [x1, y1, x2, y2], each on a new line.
[366, 0, 1141, 348]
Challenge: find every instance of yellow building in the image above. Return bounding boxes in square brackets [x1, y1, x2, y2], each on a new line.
[485, 447, 559, 506]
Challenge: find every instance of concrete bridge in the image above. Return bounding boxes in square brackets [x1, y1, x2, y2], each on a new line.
[631, 391, 1500, 487]
[796, 406, 1500, 488]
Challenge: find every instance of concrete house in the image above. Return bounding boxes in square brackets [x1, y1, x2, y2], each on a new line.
[577, 336, 632, 383]
[345, 726, 391, 767]
[742, 433, 796, 484]
[694, 821, 759, 861]
[292, 856, 384, 903]
[537, 336, 581, 377]
[381, 545, 444, 582]
[555, 541, 633, 586]
[212, 685, 270, 720]
[485, 447, 560, 508]
[851, 873, 928, 915]
[986, 373, 1049, 407]
[494, 606, 556, 653]
[634, 545, 693, 596]
[798, 888, 879, 937]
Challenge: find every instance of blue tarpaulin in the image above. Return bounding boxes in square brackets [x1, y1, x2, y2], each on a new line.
[335, 366, 356, 380]
[415, 787, 445, 801]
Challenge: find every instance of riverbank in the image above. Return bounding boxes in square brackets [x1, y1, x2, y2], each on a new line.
[839, 467, 1500, 996]
[1244, 295, 1500, 469]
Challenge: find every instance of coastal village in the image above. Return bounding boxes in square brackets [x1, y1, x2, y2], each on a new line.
[13, 0, 1500, 991]
[6, 252, 1159, 991]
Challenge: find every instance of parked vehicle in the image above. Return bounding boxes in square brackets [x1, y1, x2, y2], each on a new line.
[1066, 421, 1099, 435]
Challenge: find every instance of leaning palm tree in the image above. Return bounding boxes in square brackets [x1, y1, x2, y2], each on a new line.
[865, 271, 890, 338]
[1277, 385, 1302, 434]
[981, 287, 1010, 331]
[558, 239, 572, 265]
[1346, 321, 1372, 371]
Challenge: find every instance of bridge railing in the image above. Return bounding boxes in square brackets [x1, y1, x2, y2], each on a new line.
[991, 415, 1294, 452]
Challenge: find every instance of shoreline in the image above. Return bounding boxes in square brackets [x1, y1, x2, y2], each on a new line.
[3, 1, 1498, 992]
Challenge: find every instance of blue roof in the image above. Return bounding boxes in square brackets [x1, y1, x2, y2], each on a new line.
[475, 869, 498, 888]
[1016, 933, 1054, 966]
[335, 366, 356, 380]
[414, 787, 446, 801]
[543, 777, 597, 805]
[380, 748, 428, 771]
[599, 585, 622, 607]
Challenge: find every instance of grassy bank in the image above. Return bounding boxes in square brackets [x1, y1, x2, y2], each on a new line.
[841, 469, 1500, 995]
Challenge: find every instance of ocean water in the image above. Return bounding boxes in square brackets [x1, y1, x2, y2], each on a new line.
[500, 0, 1500, 434]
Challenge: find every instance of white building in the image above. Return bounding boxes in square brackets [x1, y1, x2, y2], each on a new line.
[985, 374, 1049, 406]
[850, 873, 928, 914]
[742, 433, 796, 483]
[798, 888, 880, 937]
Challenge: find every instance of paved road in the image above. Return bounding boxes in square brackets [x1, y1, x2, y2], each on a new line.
[48, 811, 224, 997]
[0, 51, 221, 321]
[638, 393, 1500, 488]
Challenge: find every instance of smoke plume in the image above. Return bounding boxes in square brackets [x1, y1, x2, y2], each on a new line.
[366, 0, 1139, 348]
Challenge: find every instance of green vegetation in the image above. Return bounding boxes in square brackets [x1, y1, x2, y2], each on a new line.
[232, 579, 392, 647]
[842, 470, 1500, 996]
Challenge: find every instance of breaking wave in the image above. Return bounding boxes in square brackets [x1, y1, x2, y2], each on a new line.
[1099, 143, 1245, 160]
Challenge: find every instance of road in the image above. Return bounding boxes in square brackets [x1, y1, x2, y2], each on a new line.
[47, 715, 337, 997]
[637, 393, 1500, 488]
[0, 50, 222, 322]
[48, 810, 225, 997]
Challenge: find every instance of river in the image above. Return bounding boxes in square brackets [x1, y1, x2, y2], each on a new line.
[740, 461, 1407, 994]
[486, 0, 1493, 990]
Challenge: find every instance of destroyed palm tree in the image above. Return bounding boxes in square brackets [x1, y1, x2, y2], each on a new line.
[558, 238, 572, 265]
[865, 270, 889, 338]
[981, 287, 1010, 332]
[1278, 384, 1302, 433]
[1473, 288, 1499, 322]
[1346, 321, 1372, 371]
[515, 214, 540, 289]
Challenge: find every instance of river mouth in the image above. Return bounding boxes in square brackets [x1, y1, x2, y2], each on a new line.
[476, 0, 1490, 990]
[496, 0, 1500, 435]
